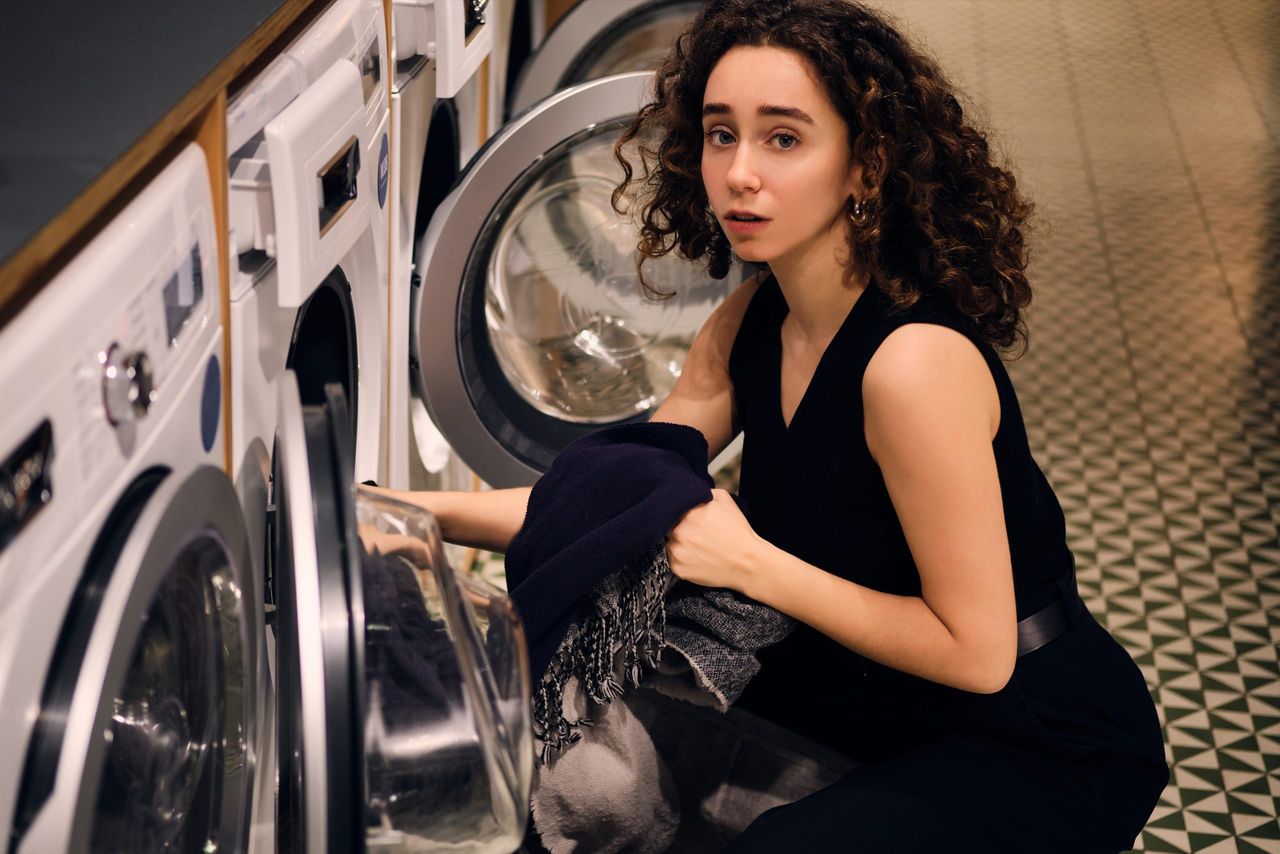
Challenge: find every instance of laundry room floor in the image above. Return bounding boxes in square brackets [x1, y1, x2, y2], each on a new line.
[472, 1, 1280, 850]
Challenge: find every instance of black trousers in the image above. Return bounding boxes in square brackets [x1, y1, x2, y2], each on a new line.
[727, 611, 1169, 853]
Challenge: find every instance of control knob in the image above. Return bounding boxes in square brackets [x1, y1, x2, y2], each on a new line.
[102, 345, 156, 427]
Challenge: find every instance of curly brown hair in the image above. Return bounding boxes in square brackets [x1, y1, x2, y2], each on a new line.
[611, 0, 1036, 355]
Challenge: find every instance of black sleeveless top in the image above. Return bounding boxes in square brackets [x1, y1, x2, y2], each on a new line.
[728, 275, 1076, 756]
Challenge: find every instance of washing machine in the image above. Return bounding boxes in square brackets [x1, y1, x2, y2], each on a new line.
[448, 9, 502, 169]
[385, 0, 494, 493]
[507, 0, 702, 118]
[269, 370, 532, 851]
[0, 145, 265, 852]
[413, 70, 754, 488]
[226, 0, 392, 514]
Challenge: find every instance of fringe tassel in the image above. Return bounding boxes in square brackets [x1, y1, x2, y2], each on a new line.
[532, 543, 671, 761]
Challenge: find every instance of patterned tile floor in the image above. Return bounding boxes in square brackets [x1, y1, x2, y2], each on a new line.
[468, 1, 1280, 850]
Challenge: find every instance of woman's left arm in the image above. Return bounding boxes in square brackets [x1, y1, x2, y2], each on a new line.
[667, 324, 1017, 694]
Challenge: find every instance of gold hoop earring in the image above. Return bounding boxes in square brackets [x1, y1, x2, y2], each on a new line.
[847, 198, 868, 226]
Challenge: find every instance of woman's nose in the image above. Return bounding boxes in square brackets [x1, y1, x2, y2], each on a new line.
[726, 144, 761, 193]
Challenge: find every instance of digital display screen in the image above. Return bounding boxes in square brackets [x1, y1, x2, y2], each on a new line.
[163, 244, 204, 347]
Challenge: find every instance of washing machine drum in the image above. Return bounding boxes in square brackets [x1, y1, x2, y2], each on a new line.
[273, 376, 531, 854]
[416, 71, 757, 488]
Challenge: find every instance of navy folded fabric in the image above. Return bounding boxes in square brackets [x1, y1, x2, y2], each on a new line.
[505, 422, 716, 682]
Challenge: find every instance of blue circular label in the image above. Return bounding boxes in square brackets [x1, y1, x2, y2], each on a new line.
[200, 355, 220, 453]
[378, 132, 390, 209]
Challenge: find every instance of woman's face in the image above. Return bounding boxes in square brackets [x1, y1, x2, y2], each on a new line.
[701, 45, 860, 268]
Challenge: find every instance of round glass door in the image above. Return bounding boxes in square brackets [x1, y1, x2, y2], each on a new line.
[475, 117, 725, 425]
[91, 533, 250, 851]
[357, 487, 531, 850]
[10, 467, 258, 854]
[273, 375, 531, 853]
[415, 71, 757, 487]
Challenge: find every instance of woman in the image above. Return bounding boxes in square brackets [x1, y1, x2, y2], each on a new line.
[385, 0, 1168, 850]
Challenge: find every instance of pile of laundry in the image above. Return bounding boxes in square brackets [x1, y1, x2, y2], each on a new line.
[504, 423, 801, 853]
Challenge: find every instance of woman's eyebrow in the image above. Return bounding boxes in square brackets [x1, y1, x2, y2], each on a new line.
[757, 104, 817, 125]
[702, 102, 816, 125]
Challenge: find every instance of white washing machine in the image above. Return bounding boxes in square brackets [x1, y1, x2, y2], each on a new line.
[507, 0, 702, 117]
[226, 0, 392, 510]
[0, 145, 265, 852]
[269, 370, 532, 852]
[480, 0, 520, 152]
[422, 0, 496, 166]
[413, 70, 753, 488]
[386, 0, 495, 493]
[225, 2, 393, 846]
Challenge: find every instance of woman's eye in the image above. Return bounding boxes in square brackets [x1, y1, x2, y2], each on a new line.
[706, 129, 734, 145]
[775, 133, 798, 149]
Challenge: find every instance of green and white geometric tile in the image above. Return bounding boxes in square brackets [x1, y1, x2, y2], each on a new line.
[943, 0, 1280, 849]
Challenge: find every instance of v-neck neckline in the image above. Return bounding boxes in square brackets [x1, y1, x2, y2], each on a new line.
[772, 277, 875, 436]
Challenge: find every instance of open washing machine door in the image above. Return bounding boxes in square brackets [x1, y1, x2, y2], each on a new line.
[508, 0, 702, 117]
[413, 70, 755, 488]
[272, 372, 532, 853]
[10, 467, 259, 853]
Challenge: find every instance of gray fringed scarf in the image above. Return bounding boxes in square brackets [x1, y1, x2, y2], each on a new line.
[532, 540, 796, 761]
[532, 543, 673, 759]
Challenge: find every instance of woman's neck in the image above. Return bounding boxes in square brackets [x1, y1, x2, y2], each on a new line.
[769, 229, 869, 346]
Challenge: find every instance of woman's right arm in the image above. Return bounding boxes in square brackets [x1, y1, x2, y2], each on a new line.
[370, 484, 532, 554]
[379, 271, 764, 552]
[647, 270, 764, 462]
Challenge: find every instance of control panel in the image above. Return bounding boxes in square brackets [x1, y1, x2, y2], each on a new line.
[0, 143, 217, 581]
[72, 235, 210, 476]
[0, 422, 53, 555]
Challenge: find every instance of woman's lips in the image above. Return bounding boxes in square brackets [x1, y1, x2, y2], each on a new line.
[724, 217, 770, 235]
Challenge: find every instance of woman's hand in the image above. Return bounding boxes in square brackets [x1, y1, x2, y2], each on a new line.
[666, 488, 767, 595]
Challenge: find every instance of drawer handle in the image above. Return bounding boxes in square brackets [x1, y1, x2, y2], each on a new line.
[318, 136, 360, 235]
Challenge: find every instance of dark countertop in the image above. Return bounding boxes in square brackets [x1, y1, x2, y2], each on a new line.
[0, 1, 307, 297]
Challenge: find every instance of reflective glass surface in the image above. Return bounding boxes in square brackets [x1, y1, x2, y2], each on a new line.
[478, 118, 743, 423]
[355, 487, 531, 853]
[89, 536, 250, 853]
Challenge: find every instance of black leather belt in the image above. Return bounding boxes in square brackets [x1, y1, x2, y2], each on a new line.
[1016, 555, 1087, 657]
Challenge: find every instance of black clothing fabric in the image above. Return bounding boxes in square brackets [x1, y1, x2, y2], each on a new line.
[361, 549, 477, 807]
[725, 275, 1168, 851]
[505, 422, 716, 682]
[506, 422, 796, 761]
